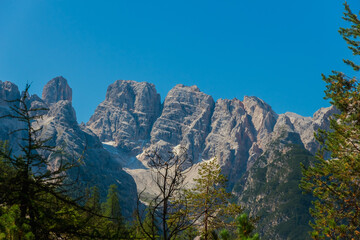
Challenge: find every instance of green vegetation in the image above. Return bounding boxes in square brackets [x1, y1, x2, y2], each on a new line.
[234, 144, 314, 240]
[300, 3, 360, 239]
[4, 3, 358, 238]
[0, 86, 128, 239]
[185, 160, 244, 240]
[0, 85, 257, 239]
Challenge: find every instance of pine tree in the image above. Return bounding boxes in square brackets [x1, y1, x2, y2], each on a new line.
[102, 184, 128, 239]
[0, 85, 79, 238]
[0, 85, 110, 239]
[186, 160, 243, 240]
[103, 184, 123, 225]
[235, 214, 259, 240]
[300, 2, 360, 239]
[86, 186, 102, 214]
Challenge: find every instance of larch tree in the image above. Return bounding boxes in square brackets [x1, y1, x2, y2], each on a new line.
[0, 85, 82, 239]
[186, 160, 243, 240]
[0, 85, 118, 239]
[300, 2, 360, 239]
[136, 147, 195, 240]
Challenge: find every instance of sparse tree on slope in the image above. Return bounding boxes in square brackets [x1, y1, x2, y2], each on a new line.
[0, 85, 128, 239]
[300, 2, 360, 239]
[136, 147, 195, 240]
[0, 85, 85, 238]
[186, 160, 243, 240]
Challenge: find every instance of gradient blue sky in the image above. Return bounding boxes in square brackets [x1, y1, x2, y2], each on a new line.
[1, 0, 359, 123]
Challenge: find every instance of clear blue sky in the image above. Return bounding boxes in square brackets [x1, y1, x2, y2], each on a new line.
[1, 0, 359, 123]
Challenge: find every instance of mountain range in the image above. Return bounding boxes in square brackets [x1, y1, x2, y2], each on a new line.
[0, 76, 336, 239]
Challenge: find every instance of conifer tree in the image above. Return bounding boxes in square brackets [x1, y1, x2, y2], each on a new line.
[235, 214, 259, 240]
[102, 184, 128, 239]
[300, 2, 360, 239]
[0, 85, 80, 238]
[103, 184, 123, 225]
[86, 186, 102, 214]
[0, 85, 112, 239]
[186, 160, 243, 240]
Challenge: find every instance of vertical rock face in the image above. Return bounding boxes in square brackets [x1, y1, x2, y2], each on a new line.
[36, 97, 137, 217]
[283, 106, 338, 154]
[241, 96, 279, 171]
[40, 79, 138, 216]
[87, 80, 161, 153]
[234, 133, 314, 240]
[0, 77, 339, 238]
[42, 76, 72, 105]
[243, 96, 278, 148]
[0, 81, 20, 105]
[202, 98, 256, 186]
[0, 81, 22, 149]
[0, 78, 138, 217]
[149, 84, 214, 161]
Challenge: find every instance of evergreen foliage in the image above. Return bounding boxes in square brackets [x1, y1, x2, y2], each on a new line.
[234, 143, 313, 239]
[102, 184, 128, 239]
[235, 214, 259, 240]
[300, 2, 360, 239]
[103, 184, 123, 224]
[0, 85, 86, 238]
[0, 85, 128, 239]
[186, 160, 244, 240]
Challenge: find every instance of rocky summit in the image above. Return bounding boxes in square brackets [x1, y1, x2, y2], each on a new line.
[87, 80, 161, 154]
[0, 76, 336, 239]
[42, 76, 73, 105]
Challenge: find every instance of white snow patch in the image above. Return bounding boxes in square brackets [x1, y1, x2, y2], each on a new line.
[102, 141, 117, 147]
[173, 144, 183, 155]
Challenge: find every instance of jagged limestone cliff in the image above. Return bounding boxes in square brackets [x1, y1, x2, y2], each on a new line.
[0, 77, 138, 217]
[0, 77, 336, 238]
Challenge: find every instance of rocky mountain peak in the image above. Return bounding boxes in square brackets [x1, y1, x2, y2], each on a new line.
[243, 96, 274, 113]
[105, 80, 160, 111]
[87, 80, 161, 153]
[42, 76, 72, 105]
[313, 106, 338, 124]
[243, 96, 278, 147]
[0, 81, 20, 105]
[202, 98, 255, 185]
[0, 81, 22, 149]
[174, 84, 200, 92]
[148, 84, 214, 161]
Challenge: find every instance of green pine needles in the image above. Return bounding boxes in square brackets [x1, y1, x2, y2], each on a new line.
[300, 2, 360, 239]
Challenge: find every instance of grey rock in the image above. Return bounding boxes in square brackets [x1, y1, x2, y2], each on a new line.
[270, 114, 302, 146]
[234, 131, 313, 240]
[87, 80, 161, 153]
[0, 76, 341, 236]
[243, 96, 278, 149]
[42, 76, 72, 105]
[40, 78, 138, 217]
[38, 100, 137, 216]
[0, 81, 20, 105]
[243, 96, 278, 137]
[283, 106, 337, 154]
[247, 142, 262, 170]
[202, 98, 256, 186]
[0, 81, 22, 150]
[149, 84, 214, 161]
[0, 78, 139, 217]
